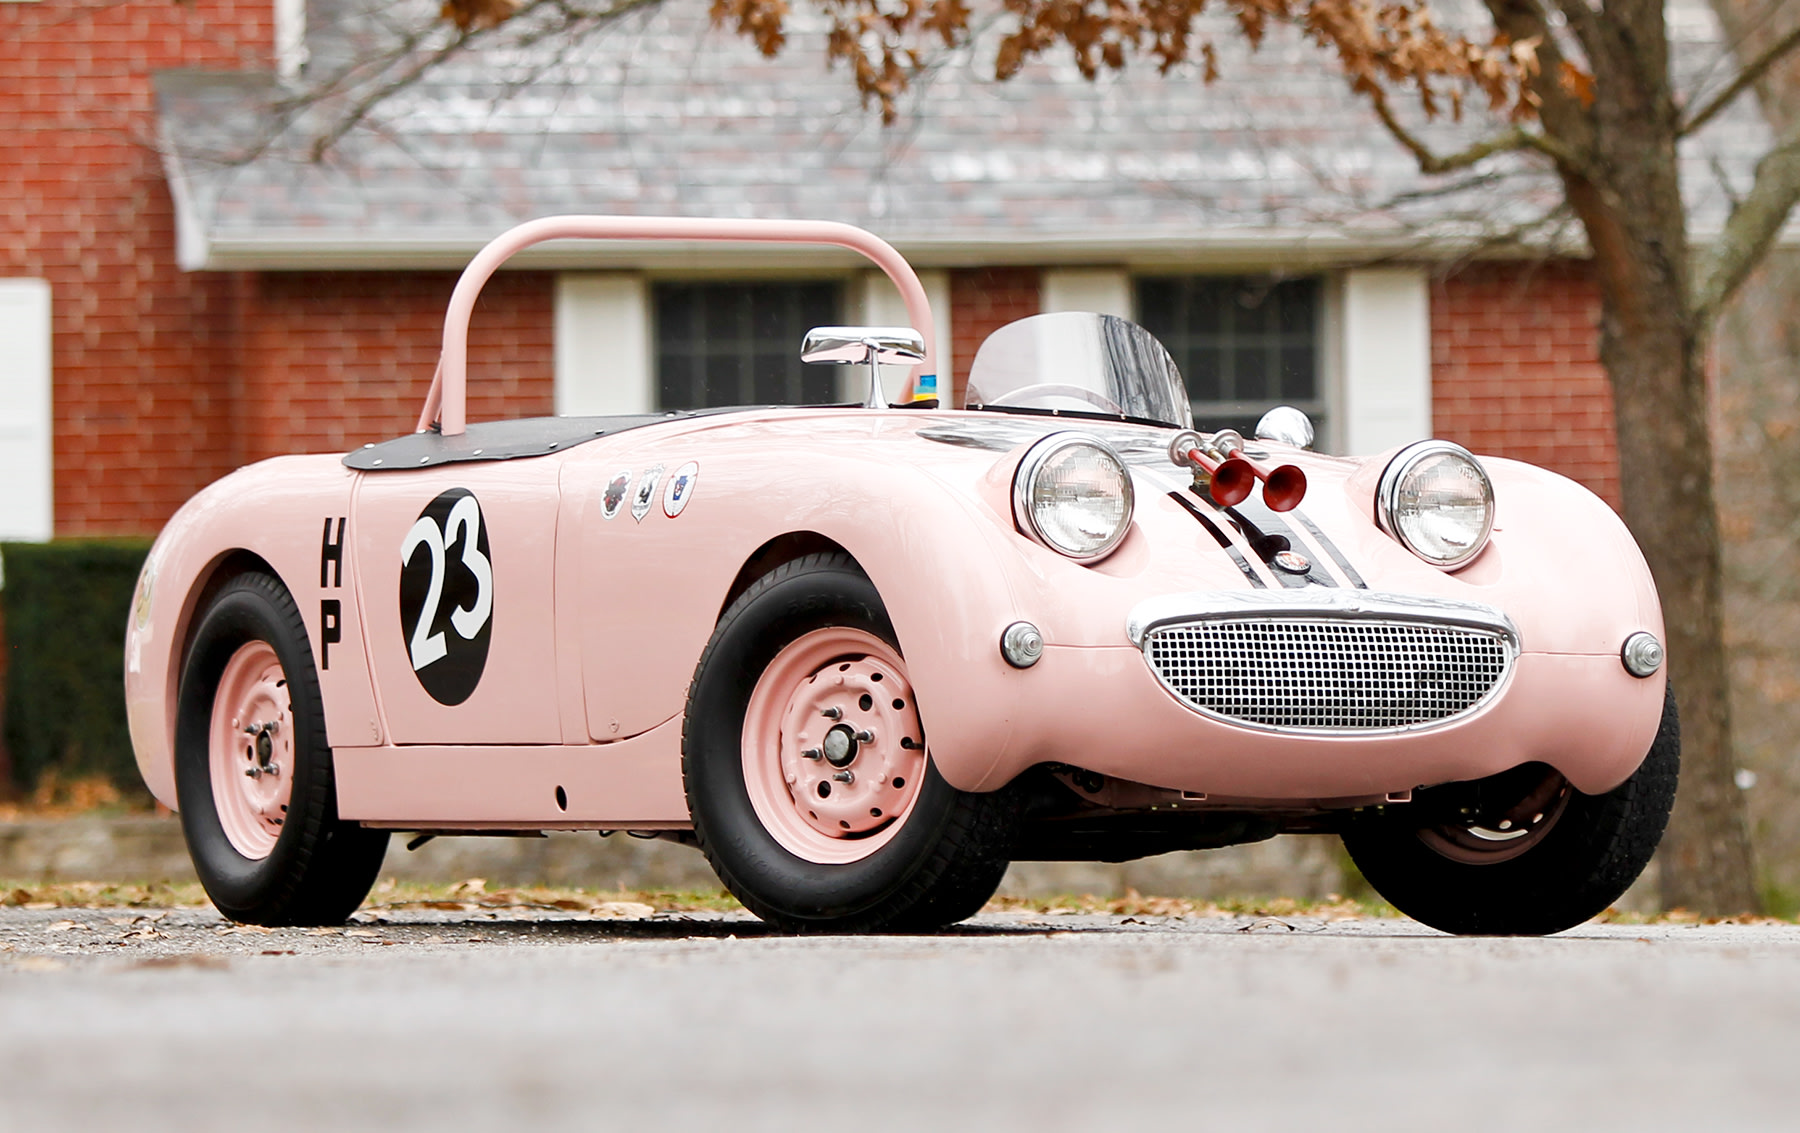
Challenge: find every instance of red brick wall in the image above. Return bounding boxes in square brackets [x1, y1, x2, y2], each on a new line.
[1431, 260, 1622, 509]
[950, 267, 1041, 407]
[1, 0, 279, 535]
[233, 271, 555, 465]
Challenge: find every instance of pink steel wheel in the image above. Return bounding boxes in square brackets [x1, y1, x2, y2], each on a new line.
[207, 640, 295, 860]
[740, 627, 928, 865]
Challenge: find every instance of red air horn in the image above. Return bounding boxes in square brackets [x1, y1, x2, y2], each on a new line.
[1168, 430, 1308, 512]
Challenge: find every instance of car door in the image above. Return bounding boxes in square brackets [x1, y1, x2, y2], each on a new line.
[351, 459, 562, 744]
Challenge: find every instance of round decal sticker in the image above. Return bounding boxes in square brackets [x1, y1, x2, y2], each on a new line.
[663, 461, 699, 518]
[399, 488, 494, 706]
[600, 470, 634, 521]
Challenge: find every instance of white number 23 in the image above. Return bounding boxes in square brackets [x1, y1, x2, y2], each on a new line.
[400, 496, 494, 672]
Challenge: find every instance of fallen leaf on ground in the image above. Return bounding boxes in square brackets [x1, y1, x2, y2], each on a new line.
[1239, 917, 1296, 933]
[45, 921, 82, 932]
[122, 928, 162, 940]
[590, 902, 656, 919]
[14, 957, 66, 972]
[304, 927, 340, 936]
[343, 928, 382, 938]
[215, 924, 274, 936]
[23, 902, 58, 911]
[448, 878, 488, 897]
[132, 955, 227, 971]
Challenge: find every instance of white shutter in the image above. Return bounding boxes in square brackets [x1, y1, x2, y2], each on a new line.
[554, 273, 653, 416]
[851, 269, 951, 404]
[1341, 268, 1432, 455]
[0, 279, 53, 542]
[1041, 268, 1132, 319]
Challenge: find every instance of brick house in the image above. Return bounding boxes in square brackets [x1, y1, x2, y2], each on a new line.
[0, 0, 1771, 537]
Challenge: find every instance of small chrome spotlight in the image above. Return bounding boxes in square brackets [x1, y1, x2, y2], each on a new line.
[1001, 621, 1044, 669]
[1621, 632, 1664, 678]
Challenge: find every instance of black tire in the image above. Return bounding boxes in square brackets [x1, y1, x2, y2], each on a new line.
[1342, 684, 1680, 935]
[682, 553, 1017, 932]
[174, 572, 389, 925]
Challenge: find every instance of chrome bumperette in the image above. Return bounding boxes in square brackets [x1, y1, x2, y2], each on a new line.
[1126, 591, 1520, 735]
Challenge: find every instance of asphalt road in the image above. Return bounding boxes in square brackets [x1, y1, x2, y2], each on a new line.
[2, 904, 1795, 1131]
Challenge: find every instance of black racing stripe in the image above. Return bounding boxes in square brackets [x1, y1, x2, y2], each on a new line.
[1288, 509, 1369, 589]
[1227, 498, 1338, 589]
[1166, 492, 1267, 589]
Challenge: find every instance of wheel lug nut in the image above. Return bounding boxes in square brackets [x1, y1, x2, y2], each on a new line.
[820, 707, 842, 720]
[853, 730, 874, 744]
[831, 770, 855, 784]
[801, 748, 823, 760]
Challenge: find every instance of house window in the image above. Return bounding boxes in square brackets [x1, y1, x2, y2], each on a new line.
[653, 281, 841, 410]
[1135, 276, 1323, 439]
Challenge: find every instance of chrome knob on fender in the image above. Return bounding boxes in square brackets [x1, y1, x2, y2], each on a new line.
[1622, 632, 1664, 678]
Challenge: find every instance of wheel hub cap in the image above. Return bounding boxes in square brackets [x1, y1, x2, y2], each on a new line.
[740, 627, 929, 864]
[208, 641, 295, 860]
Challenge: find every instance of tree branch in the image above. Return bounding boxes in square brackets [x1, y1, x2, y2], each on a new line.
[1367, 90, 1576, 176]
[1681, 20, 1800, 137]
[1692, 115, 1800, 324]
[1545, 0, 1605, 63]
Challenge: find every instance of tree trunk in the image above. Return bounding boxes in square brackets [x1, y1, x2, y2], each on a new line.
[1601, 292, 1760, 913]
[1538, 2, 1761, 913]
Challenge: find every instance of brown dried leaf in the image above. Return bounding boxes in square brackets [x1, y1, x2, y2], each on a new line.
[590, 901, 656, 919]
[14, 957, 66, 972]
[1558, 60, 1596, 109]
[440, 0, 521, 33]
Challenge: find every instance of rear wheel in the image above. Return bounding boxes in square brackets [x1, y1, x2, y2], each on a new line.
[682, 553, 1017, 932]
[175, 572, 389, 925]
[1342, 685, 1679, 935]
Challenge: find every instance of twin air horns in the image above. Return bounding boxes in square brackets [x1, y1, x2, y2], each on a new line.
[1168, 429, 1308, 512]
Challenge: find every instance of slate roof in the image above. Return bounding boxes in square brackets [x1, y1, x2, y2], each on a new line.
[156, 0, 1776, 269]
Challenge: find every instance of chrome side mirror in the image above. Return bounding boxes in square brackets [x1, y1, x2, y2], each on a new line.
[801, 326, 927, 409]
[1255, 406, 1315, 450]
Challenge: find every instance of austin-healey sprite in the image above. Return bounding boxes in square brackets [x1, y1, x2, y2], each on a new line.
[124, 216, 1676, 934]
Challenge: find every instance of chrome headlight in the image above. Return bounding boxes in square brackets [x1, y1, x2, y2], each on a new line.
[1376, 440, 1494, 569]
[1012, 433, 1135, 561]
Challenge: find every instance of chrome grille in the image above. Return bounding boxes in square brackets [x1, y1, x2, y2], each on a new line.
[1144, 616, 1513, 731]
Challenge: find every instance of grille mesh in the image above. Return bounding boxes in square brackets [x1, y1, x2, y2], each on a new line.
[1144, 617, 1512, 731]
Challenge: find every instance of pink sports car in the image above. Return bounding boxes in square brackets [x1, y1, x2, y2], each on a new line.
[124, 217, 1676, 935]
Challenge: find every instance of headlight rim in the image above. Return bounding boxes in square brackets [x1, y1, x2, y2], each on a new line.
[1376, 439, 1495, 570]
[1011, 432, 1136, 563]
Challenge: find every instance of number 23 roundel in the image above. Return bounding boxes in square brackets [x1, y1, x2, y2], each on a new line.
[399, 488, 494, 705]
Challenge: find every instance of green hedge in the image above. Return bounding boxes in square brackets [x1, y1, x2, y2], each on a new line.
[2, 540, 153, 794]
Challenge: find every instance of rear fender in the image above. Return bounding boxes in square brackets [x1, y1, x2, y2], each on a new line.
[125, 457, 378, 807]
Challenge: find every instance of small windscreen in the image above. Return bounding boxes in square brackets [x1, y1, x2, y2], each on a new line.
[964, 312, 1193, 431]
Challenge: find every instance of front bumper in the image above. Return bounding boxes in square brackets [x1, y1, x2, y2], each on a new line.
[968, 592, 1662, 799]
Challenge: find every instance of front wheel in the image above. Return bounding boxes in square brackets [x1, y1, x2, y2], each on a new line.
[1342, 685, 1680, 935]
[174, 572, 389, 925]
[682, 553, 1017, 932]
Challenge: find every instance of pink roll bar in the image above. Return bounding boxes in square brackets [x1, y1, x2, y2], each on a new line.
[419, 215, 939, 436]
